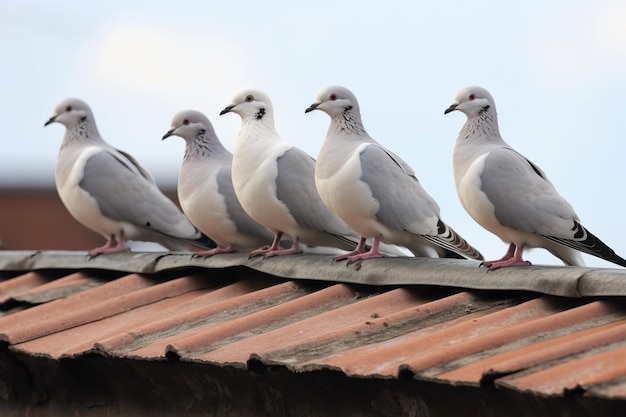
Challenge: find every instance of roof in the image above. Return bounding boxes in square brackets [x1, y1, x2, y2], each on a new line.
[2, 250, 626, 409]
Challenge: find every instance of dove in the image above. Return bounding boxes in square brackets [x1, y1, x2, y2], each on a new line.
[445, 86, 626, 269]
[163, 109, 276, 255]
[305, 85, 484, 263]
[220, 88, 364, 257]
[45, 98, 215, 256]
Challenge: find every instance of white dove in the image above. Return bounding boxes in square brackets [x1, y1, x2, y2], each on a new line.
[163, 109, 275, 255]
[45, 98, 214, 256]
[445, 86, 626, 269]
[305, 85, 484, 263]
[220, 88, 363, 257]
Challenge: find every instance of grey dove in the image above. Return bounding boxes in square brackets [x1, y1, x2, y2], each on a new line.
[445, 86, 626, 269]
[45, 98, 215, 256]
[305, 85, 484, 263]
[163, 109, 276, 255]
[220, 88, 364, 257]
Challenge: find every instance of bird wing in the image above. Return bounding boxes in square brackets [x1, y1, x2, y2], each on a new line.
[275, 147, 353, 235]
[116, 148, 156, 184]
[79, 149, 198, 239]
[359, 144, 441, 235]
[479, 147, 579, 237]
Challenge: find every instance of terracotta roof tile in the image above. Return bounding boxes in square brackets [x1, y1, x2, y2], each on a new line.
[190, 286, 439, 367]
[0, 271, 66, 304]
[500, 343, 626, 396]
[437, 310, 626, 384]
[2, 250, 626, 402]
[419, 299, 625, 376]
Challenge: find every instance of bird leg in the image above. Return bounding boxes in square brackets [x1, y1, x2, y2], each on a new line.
[88, 231, 130, 257]
[344, 236, 385, 263]
[480, 243, 515, 267]
[334, 236, 368, 261]
[263, 236, 302, 257]
[249, 232, 285, 257]
[482, 243, 531, 270]
[88, 237, 117, 257]
[192, 244, 235, 257]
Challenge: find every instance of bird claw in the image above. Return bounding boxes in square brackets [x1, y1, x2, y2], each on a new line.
[485, 259, 532, 270]
[192, 246, 235, 258]
[87, 246, 130, 258]
[263, 248, 303, 257]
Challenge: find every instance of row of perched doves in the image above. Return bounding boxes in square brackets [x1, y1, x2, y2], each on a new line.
[45, 86, 626, 269]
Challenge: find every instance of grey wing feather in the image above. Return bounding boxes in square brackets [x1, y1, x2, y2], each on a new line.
[216, 167, 273, 240]
[360, 145, 441, 235]
[361, 145, 483, 260]
[80, 150, 197, 238]
[276, 148, 352, 235]
[480, 148, 577, 236]
[116, 148, 156, 184]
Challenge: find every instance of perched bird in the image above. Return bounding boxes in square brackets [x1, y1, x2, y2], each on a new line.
[45, 98, 215, 256]
[305, 85, 484, 263]
[163, 109, 276, 255]
[220, 88, 364, 257]
[445, 86, 626, 269]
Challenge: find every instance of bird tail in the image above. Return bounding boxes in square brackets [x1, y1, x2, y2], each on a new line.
[542, 221, 626, 267]
[149, 229, 217, 251]
[420, 220, 484, 261]
[184, 231, 218, 250]
[325, 233, 363, 251]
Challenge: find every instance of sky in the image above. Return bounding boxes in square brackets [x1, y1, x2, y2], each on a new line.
[2, 0, 626, 267]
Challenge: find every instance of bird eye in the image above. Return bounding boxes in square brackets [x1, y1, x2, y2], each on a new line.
[245, 95, 254, 102]
[469, 94, 476, 100]
[330, 93, 337, 101]
[183, 119, 190, 125]
[66, 105, 72, 112]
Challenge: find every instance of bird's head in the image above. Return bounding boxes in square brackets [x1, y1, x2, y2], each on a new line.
[163, 110, 212, 142]
[444, 86, 495, 118]
[44, 98, 94, 128]
[305, 85, 360, 118]
[220, 88, 273, 121]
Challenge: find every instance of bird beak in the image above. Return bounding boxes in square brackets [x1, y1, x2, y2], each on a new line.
[444, 103, 458, 115]
[162, 128, 175, 140]
[219, 105, 235, 116]
[304, 102, 320, 113]
[44, 115, 57, 127]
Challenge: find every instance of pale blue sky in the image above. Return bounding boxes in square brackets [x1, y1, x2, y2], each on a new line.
[2, 0, 626, 267]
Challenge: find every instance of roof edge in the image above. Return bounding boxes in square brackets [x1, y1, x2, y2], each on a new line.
[1, 250, 626, 297]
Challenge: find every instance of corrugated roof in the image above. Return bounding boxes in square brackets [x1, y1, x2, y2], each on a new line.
[1, 250, 626, 403]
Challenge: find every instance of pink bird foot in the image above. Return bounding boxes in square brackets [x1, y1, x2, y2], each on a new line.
[264, 236, 301, 257]
[249, 232, 301, 258]
[88, 232, 129, 257]
[337, 236, 385, 263]
[334, 237, 367, 261]
[485, 258, 532, 270]
[482, 243, 532, 270]
[249, 232, 283, 258]
[346, 250, 385, 263]
[192, 244, 235, 257]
